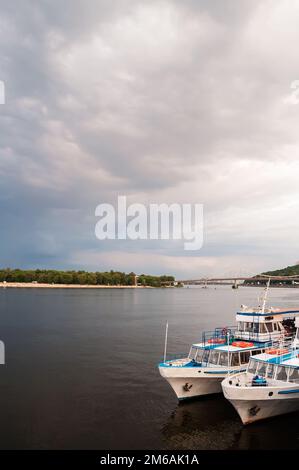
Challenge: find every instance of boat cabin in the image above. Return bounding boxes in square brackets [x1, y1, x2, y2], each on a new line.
[247, 353, 299, 384]
[234, 306, 299, 343]
[293, 317, 299, 348]
[189, 343, 266, 369]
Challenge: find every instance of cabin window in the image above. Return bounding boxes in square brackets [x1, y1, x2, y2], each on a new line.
[276, 365, 288, 381]
[289, 368, 299, 383]
[266, 363, 275, 378]
[202, 350, 210, 363]
[230, 352, 240, 367]
[251, 349, 261, 356]
[257, 362, 267, 377]
[240, 351, 250, 364]
[196, 349, 204, 362]
[266, 323, 273, 333]
[218, 352, 228, 366]
[209, 351, 219, 365]
[248, 359, 257, 374]
[246, 322, 259, 333]
[190, 348, 203, 362]
[259, 324, 267, 334]
[189, 347, 197, 360]
[273, 323, 278, 331]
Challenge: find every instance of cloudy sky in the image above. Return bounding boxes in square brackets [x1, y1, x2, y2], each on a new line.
[1, 0, 299, 278]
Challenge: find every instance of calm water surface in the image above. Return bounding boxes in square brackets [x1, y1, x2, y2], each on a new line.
[0, 286, 299, 449]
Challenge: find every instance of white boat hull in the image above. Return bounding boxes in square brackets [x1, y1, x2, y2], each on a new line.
[227, 397, 299, 424]
[159, 365, 242, 400]
[161, 375, 223, 400]
[222, 376, 299, 424]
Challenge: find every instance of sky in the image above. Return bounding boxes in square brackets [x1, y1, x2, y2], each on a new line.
[1, 0, 299, 278]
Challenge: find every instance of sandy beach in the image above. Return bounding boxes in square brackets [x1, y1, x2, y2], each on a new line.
[0, 282, 152, 289]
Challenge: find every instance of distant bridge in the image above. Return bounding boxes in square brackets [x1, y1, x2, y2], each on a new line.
[175, 275, 299, 286]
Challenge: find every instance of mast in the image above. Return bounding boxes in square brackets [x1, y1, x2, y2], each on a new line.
[227, 331, 230, 375]
[254, 277, 271, 341]
[163, 321, 169, 363]
[261, 277, 271, 314]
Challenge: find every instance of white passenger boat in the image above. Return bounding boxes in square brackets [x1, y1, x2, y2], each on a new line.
[222, 318, 299, 424]
[159, 281, 299, 401]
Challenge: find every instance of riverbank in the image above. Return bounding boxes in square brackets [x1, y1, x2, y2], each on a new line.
[0, 282, 153, 289]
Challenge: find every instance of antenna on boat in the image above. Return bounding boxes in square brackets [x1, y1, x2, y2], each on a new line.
[261, 277, 271, 314]
[163, 321, 169, 363]
[227, 330, 230, 376]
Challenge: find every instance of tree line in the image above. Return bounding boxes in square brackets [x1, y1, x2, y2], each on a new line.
[244, 263, 299, 286]
[263, 263, 299, 277]
[0, 268, 175, 287]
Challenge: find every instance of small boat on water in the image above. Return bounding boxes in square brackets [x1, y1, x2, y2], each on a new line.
[222, 317, 299, 424]
[158, 280, 299, 401]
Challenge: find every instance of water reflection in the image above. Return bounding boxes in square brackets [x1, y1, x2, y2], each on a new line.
[234, 410, 299, 449]
[162, 396, 242, 450]
[162, 396, 299, 450]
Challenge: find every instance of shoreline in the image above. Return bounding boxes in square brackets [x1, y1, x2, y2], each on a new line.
[0, 282, 153, 289]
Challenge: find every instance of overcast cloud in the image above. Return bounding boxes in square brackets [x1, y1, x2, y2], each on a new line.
[1, 0, 299, 278]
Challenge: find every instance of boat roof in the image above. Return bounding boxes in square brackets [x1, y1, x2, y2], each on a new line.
[215, 345, 257, 352]
[237, 308, 299, 318]
[251, 350, 299, 367]
[252, 353, 278, 362]
[192, 342, 263, 352]
[283, 357, 299, 367]
[192, 342, 210, 349]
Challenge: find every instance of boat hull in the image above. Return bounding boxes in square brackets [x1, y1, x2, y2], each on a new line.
[159, 365, 238, 400]
[222, 377, 299, 424]
[225, 397, 299, 424]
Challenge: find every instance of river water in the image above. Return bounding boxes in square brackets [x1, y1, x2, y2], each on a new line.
[0, 286, 298, 449]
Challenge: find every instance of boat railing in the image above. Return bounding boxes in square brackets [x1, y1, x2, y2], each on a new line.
[264, 336, 294, 353]
[234, 329, 292, 343]
[261, 340, 277, 349]
[162, 353, 189, 362]
[234, 330, 259, 341]
[228, 375, 252, 387]
[202, 326, 237, 347]
[271, 346, 298, 363]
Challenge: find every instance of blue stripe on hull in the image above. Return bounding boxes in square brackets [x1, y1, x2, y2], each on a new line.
[204, 369, 246, 374]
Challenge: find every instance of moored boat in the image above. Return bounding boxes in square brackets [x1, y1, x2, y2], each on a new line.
[159, 329, 269, 400]
[222, 317, 299, 424]
[158, 280, 299, 401]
